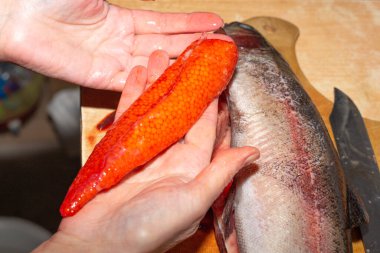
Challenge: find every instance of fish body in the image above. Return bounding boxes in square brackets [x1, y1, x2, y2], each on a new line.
[213, 22, 349, 252]
[60, 39, 238, 217]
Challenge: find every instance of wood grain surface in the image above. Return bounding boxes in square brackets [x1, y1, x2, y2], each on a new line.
[81, 1, 380, 252]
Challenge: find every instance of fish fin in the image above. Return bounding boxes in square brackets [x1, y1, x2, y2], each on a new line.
[213, 182, 238, 253]
[346, 186, 369, 229]
[213, 219, 229, 253]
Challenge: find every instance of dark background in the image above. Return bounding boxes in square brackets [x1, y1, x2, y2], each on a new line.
[0, 78, 80, 233]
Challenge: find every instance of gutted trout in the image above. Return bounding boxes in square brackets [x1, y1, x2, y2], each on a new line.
[213, 22, 350, 252]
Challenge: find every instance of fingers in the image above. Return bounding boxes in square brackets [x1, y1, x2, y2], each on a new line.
[130, 56, 149, 70]
[184, 99, 218, 159]
[190, 146, 260, 207]
[131, 10, 223, 34]
[146, 50, 169, 85]
[132, 33, 232, 58]
[115, 66, 147, 120]
[115, 51, 169, 120]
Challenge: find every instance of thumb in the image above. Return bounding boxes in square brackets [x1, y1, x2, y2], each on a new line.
[190, 146, 260, 209]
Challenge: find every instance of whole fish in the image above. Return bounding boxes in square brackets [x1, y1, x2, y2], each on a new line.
[60, 38, 238, 217]
[213, 22, 350, 252]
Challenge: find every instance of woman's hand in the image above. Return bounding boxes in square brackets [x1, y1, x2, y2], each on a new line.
[0, 0, 226, 90]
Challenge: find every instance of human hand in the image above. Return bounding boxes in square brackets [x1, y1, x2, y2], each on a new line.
[0, 0, 227, 90]
[32, 51, 259, 253]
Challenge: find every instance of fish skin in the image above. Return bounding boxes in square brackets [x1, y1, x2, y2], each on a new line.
[213, 22, 349, 252]
[60, 39, 238, 217]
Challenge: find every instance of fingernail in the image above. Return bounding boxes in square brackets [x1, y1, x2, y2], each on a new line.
[197, 13, 224, 29]
[244, 148, 260, 166]
[211, 16, 224, 29]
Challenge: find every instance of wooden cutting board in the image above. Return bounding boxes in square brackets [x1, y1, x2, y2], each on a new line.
[81, 3, 380, 252]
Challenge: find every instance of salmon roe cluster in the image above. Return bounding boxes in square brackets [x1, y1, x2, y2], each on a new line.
[60, 39, 238, 217]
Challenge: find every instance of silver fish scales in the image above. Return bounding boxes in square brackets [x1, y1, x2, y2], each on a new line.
[213, 22, 350, 253]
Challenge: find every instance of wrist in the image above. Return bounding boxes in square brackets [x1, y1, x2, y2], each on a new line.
[32, 231, 101, 253]
[0, 0, 14, 60]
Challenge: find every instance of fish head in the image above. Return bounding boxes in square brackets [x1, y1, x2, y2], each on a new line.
[224, 22, 270, 49]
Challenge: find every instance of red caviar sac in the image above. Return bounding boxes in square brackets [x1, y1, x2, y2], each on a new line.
[60, 38, 238, 217]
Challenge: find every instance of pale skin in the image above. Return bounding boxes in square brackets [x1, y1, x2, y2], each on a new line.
[0, 0, 229, 90]
[1, 1, 259, 252]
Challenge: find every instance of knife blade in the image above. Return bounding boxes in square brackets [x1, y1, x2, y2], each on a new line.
[330, 87, 380, 253]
